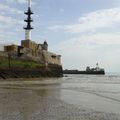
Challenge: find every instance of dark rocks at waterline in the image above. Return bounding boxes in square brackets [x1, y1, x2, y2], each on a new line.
[0, 65, 63, 79]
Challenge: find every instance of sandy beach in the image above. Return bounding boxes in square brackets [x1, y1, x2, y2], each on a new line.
[0, 75, 120, 120]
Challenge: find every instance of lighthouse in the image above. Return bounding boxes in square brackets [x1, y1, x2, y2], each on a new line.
[24, 0, 33, 40]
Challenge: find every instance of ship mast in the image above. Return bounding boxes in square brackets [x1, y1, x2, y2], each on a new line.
[24, 0, 33, 40]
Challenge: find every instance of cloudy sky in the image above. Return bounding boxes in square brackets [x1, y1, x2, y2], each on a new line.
[1, 0, 120, 72]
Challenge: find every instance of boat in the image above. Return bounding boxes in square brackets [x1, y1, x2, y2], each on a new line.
[63, 63, 105, 75]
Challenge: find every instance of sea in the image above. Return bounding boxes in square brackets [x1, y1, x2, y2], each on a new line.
[0, 74, 120, 120]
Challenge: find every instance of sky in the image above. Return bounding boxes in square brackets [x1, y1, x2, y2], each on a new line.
[1, 0, 120, 72]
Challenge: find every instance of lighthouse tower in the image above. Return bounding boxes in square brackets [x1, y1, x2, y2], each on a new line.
[24, 0, 33, 40]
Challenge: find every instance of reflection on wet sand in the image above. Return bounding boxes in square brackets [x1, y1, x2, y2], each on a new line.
[0, 75, 120, 120]
[0, 82, 62, 120]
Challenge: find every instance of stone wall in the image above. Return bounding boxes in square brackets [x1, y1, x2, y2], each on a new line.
[0, 64, 63, 79]
[17, 48, 61, 66]
[42, 50, 61, 65]
[0, 46, 62, 67]
[0, 51, 8, 57]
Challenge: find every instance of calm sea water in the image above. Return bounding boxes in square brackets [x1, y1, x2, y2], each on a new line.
[0, 74, 120, 120]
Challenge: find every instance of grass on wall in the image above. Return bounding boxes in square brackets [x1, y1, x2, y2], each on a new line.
[0, 57, 44, 69]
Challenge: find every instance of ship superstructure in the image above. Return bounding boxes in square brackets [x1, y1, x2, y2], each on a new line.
[63, 63, 105, 75]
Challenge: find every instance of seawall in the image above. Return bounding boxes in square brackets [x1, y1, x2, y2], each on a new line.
[0, 64, 63, 79]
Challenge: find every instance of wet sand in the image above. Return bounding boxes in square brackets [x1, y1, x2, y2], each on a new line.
[0, 75, 120, 120]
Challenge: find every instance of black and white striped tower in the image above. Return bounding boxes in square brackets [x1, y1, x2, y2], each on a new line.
[24, 0, 33, 40]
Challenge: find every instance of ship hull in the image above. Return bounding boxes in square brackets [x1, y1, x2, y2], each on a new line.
[63, 70, 105, 75]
